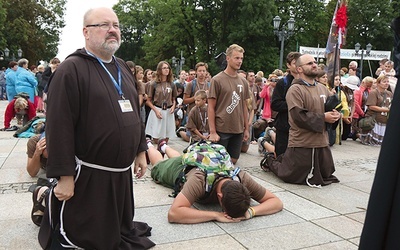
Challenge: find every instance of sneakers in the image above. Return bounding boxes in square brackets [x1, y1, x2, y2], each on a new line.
[264, 127, 275, 144]
[257, 137, 266, 155]
[158, 138, 167, 158]
[4, 125, 19, 131]
[176, 127, 185, 138]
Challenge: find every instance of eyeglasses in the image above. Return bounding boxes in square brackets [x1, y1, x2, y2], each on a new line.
[86, 23, 120, 31]
[300, 61, 317, 67]
[269, 78, 278, 82]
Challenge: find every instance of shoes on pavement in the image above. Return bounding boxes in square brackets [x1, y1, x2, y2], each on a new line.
[158, 138, 167, 158]
[257, 137, 266, 155]
[176, 127, 185, 138]
[260, 152, 275, 172]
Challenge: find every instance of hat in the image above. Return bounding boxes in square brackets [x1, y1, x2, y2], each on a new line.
[342, 76, 360, 90]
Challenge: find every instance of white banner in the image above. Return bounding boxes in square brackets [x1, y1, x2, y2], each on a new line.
[299, 46, 391, 61]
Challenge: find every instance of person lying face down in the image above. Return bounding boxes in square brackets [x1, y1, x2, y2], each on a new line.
[147, 139, 283, 224]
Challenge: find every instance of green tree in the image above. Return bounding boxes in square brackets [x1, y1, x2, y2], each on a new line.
[275, 0, 330, 63]
[346, 0, 393, 74]
[225, 0, 278, 72]
[114, 0, 152, 65]
[0, 0, 7, 50]
[2, 0, 66, 66]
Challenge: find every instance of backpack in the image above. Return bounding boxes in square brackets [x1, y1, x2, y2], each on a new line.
[171, 141, 241, 197]
[189, 79, 211, 97]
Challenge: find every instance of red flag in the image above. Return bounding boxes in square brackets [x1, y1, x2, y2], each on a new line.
[325, 0, 348, 88]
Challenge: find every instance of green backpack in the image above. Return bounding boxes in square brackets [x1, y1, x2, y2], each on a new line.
[170, 141, 241, 197]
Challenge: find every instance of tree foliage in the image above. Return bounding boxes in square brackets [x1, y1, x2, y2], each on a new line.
[344, 0, 393, 73]
[113, 0, 400, 76]
[0, 0, 66, 66]
[2, 0, 397, 76]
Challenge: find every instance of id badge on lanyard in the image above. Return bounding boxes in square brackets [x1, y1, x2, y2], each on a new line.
[86, 49, 133, 113]
[118, 99, 133, 112]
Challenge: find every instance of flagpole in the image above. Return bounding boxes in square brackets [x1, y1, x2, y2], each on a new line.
[330, 42, 340, 89]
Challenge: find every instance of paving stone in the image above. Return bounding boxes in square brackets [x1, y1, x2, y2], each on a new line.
[302, 240, 358, 250]
[152, 235, 246, 250]
[276, 191, 339, 221]
[291, 184, 370, 214]
[134, 205, 226, 245]
[312, 215, 364, 239]
[232, 221, 342, 249]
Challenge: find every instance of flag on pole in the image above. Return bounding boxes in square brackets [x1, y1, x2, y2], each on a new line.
[325, 0, 348, 88]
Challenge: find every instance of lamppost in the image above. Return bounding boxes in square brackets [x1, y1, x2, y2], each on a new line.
[171, 51, 185, 77]
[0, 48, 23, 61]
[354, 43, 372, 80]
[273, 16, 295, 70]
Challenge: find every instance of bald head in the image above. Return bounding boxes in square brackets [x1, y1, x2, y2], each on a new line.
[296, 54, 318, 79]
[83, 7, 117, 26]
[83, 7, 121, 61]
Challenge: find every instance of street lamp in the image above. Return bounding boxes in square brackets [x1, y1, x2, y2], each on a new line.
[0, 47, 23, 61]
[273, 16, 295, 70]
[354, 43, 372, 80]
[171, 51, 185, 77]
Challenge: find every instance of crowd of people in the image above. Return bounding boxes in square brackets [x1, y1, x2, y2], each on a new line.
[0, 57, 60, 130]
[0, 5, 397, 250]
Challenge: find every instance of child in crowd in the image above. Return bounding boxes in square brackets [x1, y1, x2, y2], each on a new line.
[185, 90, 209, 144]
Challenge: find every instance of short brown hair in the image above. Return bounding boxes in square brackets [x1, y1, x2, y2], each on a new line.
[194, 90, 207, 100]
[8, 61, 17, 68]
[220, 181, 250, 218]
[195, 62, 208, 71]
[50, 57, 60, 65]
[286, 52, 302, 65]
[255, 77, 263, 83]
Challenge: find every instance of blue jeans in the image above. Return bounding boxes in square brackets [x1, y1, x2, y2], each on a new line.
[0, 84, 5, 100]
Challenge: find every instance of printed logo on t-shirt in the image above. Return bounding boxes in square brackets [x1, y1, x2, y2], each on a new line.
[226, 91, 240, 114]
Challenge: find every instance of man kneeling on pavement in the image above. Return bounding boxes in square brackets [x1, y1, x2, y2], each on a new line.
[147, 139, 283, 223]
[261, 54, 340, 187]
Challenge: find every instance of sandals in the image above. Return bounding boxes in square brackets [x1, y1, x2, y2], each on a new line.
[31, 186, 49, 226]
[260, 152, 275, 172]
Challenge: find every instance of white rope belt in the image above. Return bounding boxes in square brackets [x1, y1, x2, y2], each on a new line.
[75, 156, 131, 172]
[57, 157, 131, 248]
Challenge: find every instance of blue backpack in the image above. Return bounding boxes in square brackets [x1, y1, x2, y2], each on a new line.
[189, 79, 211, 97]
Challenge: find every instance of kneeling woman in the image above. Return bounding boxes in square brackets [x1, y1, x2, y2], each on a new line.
[359, 75, 393, 145]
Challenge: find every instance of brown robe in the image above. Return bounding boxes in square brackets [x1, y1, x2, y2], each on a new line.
[39, 48, 155, 249]
[267, 79, 339, 186]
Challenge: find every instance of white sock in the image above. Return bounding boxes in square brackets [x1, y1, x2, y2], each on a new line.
[147, 142, 154, 148]
[160, 144, 168, 153]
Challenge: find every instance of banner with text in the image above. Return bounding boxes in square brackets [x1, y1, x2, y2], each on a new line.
[299, 46, 391, 61]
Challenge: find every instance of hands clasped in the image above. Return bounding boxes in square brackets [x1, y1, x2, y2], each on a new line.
[324, 110, 341, 124]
